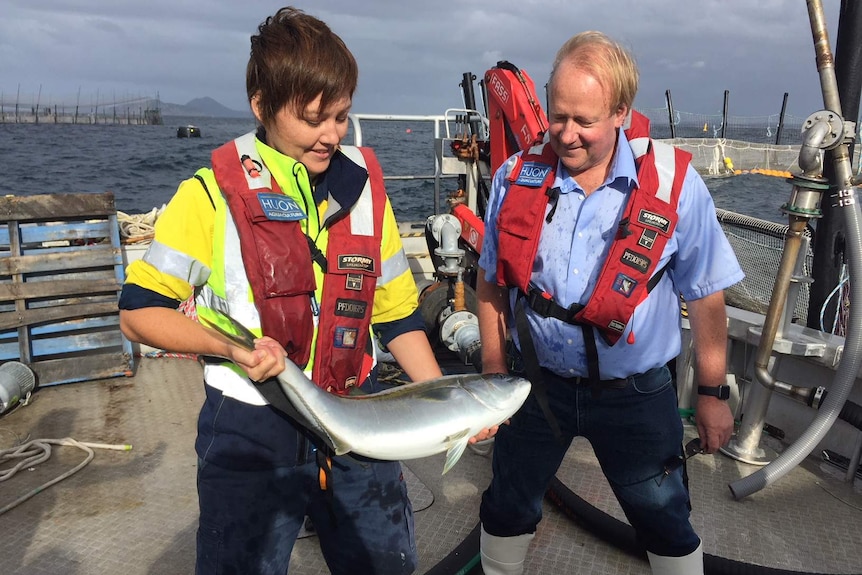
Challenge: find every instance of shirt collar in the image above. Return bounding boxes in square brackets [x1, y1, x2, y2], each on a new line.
[255, 129, 367, 209]
[554, 129, 639, 194]
[313, 149, 368, 208]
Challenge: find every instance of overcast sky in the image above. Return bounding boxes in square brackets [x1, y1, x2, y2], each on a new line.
[0, 1, 847, 119]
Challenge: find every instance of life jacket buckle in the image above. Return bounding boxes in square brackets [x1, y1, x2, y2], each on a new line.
[526, 288, 556, 318]
[526, 288, 582, 325]
[563, 302, 583, 323]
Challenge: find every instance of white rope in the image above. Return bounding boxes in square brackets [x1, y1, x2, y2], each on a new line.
[117, 205, 164, 243]
[0, 437, 133, 515]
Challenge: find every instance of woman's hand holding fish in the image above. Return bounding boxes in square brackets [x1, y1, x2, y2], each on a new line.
[230, 336, 287, 383]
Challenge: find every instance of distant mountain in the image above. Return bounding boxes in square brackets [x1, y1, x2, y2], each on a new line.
[159, 97, 252, 118]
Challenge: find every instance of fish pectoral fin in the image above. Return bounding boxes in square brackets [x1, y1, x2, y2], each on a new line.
[442, 429, 472, 475]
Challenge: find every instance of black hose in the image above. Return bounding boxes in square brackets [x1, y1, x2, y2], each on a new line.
[545, 476, 862, 575]
[422, 522, 482, 575]
[418, 389, 862, 574]
[814, 391, 862, 432]
[420, 471, 862, 574]
[544, 477, 645, 558]
[837, 399, 862, 431]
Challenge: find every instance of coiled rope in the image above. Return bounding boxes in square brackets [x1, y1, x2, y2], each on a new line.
[117, 206, 164, 244]
[0, 437, 133, 515]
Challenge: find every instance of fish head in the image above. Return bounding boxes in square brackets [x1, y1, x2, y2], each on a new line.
[463, 373, 531, 416]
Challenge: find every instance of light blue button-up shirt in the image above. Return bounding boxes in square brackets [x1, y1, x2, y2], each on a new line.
[479, 131, 745, 379]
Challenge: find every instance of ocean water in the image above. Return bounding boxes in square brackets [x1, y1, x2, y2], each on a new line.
[0, 115, 795, 224]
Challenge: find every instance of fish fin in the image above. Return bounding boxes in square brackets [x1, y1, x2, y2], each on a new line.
[442, 429, 472, 475]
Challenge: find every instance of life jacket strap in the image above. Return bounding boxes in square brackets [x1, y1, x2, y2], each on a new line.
[514, 296, 564, 442]
[580, 324, 602, 398]
[524, 261, 668, 330]
[525, 287, 584, 325]
[519, 261, 668, 398]
[305, 235, 328, 273]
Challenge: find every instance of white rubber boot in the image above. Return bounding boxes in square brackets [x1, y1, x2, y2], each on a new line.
[647, 541, 703, 575]
[480, 525, 535, 575]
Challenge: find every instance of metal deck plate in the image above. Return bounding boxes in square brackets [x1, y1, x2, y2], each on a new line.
[1, 357, 860, 574]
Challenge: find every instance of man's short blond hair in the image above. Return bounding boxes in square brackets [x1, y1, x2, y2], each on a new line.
[549, 31, 639, 114]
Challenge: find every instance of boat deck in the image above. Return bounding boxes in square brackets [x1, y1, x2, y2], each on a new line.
[1, 356, 860, 575]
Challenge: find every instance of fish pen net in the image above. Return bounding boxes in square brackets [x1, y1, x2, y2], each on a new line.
[638, 108, 807, 144]
[716, 208, 813, 323]
[670, 138, 803, 176]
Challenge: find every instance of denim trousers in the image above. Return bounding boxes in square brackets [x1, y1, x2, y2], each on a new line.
[479, 364, 701, 557]
[195, 453, 416, 575]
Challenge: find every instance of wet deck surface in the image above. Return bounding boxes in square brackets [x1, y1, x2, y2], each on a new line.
[1, 357, 861, 574]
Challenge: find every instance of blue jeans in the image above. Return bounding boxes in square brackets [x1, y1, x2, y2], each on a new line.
[480, 365, 700, 557]
[196, 453, 416, 575]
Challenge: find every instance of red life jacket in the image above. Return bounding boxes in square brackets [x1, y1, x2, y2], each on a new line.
[495, 110, 692, 344]
[212, 138, 385, 393]
[313, 146, 386, 392]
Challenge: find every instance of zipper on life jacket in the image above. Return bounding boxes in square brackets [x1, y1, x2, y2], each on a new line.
[294, 164, 327, 319]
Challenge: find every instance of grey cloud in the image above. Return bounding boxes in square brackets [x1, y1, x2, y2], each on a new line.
[0, 0, 844, 118]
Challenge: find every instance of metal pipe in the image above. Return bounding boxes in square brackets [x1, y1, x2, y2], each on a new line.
[798, 118, 831, 173]
[431, 213, 465, 277]
[768, 378, 820, 403]
[846, 432, 862, 483]
[479, 78, 489, 119]
[723, 216, 809, 464]
[810, 0, 842, 114]
[721, 90, 729, 139]
[776, 92, 789, 145]
[460, 72, 483, 139]
[730, 0, 862, 499]
[728, 371, 821, 464]
[725, 356, 778, 464]
[751, 217, 808, 390]
[834, 0, 862, 139]
[547, 83, 550, 115]
[779, 235, 812, 337]
[726, 10, 842, 467]
[666, 90, 676, 139]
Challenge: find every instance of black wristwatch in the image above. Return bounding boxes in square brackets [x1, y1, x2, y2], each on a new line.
[697, 385, 730, 400]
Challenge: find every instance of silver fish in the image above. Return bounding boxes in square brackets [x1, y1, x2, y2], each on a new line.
[200, 312, 531, 474]
[275, 359, 530, 473]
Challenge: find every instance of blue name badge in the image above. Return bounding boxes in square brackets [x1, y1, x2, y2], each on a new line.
[514, 162, 553, 187]
[258, 193, 307, 221]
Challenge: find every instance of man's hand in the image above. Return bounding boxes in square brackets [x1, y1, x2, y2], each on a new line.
[469, 424, 501, 444]
[695, 396, 734, 453]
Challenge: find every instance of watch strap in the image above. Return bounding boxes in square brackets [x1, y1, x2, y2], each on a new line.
[697, 384, 730, 400]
